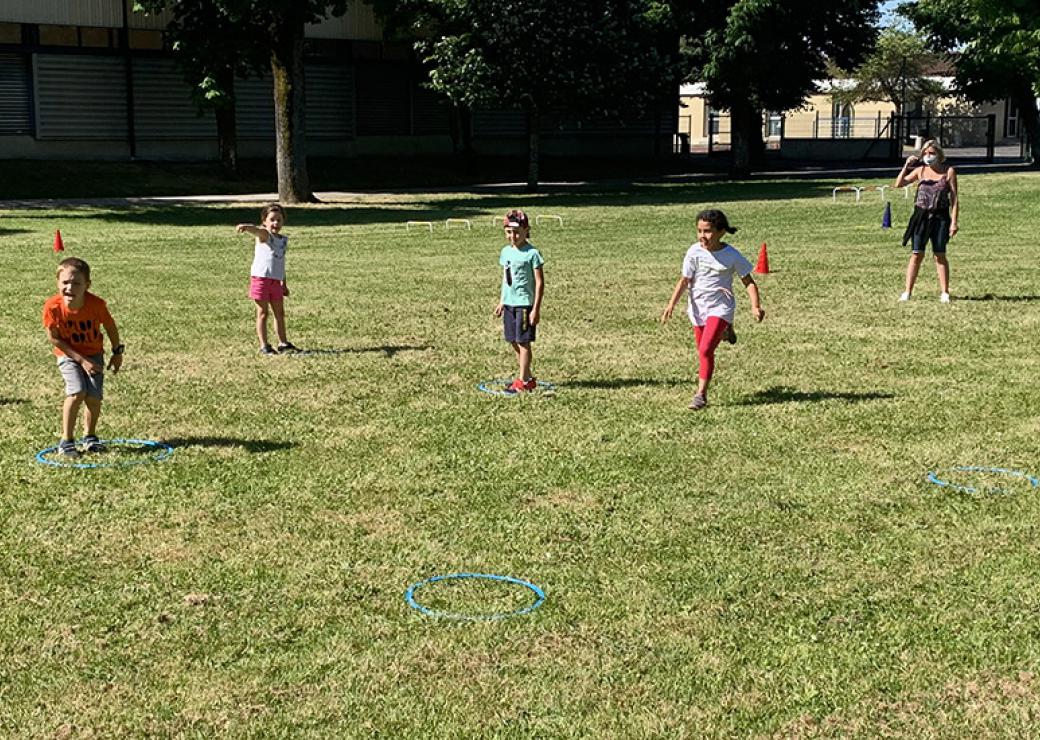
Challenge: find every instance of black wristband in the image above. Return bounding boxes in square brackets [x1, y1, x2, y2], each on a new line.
[112, 344, 125, 355]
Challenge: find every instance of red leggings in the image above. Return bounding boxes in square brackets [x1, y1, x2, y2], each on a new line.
[693, 316, 730, 381]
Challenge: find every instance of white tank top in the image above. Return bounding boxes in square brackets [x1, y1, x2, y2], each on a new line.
[250, 233, 287, 280]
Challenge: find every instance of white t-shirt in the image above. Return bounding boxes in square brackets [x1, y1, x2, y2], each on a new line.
[681, 243, 753, 325]
[250, 233, 288, 280]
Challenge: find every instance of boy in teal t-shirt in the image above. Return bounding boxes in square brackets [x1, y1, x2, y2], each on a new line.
[494, 209, 545, 393]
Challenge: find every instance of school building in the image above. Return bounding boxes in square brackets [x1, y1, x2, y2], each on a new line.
[0, 1, 674, 161]
[678, 79, 1025, 161]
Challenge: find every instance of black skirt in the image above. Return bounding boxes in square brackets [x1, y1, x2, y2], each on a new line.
[902, 205, 951, 247]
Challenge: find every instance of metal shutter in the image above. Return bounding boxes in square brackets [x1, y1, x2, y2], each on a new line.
[235, 75, 275, 139]
[411, 83, 450, 136]
[304, 63, 353, 139]
[34, 54, 127, 139]
[354, 61, 408, 136]
[472, 109, 526, 138]
[0, 53, 32, 135]
[132, 58, 214, 140]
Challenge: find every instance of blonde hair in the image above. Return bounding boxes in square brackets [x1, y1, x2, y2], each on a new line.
[919, 139, 946, 163]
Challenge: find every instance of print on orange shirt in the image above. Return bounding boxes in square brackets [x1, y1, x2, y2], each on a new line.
[42, 292, 113, 357]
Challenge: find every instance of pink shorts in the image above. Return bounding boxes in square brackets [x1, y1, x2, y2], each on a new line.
[250, 276, 285, 302]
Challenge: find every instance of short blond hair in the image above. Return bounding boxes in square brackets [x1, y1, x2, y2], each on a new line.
[920, 139, 946, 163]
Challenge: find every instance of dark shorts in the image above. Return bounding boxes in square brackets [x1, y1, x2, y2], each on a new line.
[910, 213, 951, 254]
[503, 305, 536, 344]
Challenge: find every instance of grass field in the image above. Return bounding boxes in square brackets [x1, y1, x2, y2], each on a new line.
[2, 172, 1040, 736]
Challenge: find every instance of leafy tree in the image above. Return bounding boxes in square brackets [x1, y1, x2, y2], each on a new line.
[382, 0, 678, 192]
[135, 1, 268, 174]
[676, 0, 880, 175]
[830, 27, 946, 116]
[904, 0, 1040, 166]
[137, 0, 350, 202]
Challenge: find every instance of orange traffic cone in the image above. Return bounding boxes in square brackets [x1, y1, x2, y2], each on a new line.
[53, 230, 64, 253]
[754, 242, 769, 274]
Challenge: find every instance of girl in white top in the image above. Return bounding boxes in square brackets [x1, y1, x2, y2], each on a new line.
[661, 209, 765, 410]
[236, 203, 297, 354]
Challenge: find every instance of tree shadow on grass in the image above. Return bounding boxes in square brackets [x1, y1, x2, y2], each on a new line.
[288, 344, 432, 358]
[160, 436, 295, 453]
[562, 377, 688, 390]
[0, 227, 32, 236]
[0, 398, 28, 406]
[956, 293, 1040, 303]
[735, 386, 895, 406]
[2, 179, 841, 227]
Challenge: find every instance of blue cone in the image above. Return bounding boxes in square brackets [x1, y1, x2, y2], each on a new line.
[882, 201, 892, 229]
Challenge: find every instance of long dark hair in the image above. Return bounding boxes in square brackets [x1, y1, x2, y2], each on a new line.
[696, 208, 738, 234]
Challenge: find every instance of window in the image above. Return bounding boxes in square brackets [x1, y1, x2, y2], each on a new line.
[1005, 99, 1019, 138]
[766, 112, 782, 138]
[707, 109, 720, 135]
[831, 100, 853, 138]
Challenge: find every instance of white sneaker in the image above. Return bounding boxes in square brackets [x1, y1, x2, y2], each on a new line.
[898, 291, 910, 302]
[939, 292, 951, 303]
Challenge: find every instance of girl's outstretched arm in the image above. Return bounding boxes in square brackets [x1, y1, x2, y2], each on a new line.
[661, 276, 690, 322]
[235, 224, 270, 242]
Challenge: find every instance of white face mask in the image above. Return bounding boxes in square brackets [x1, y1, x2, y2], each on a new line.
[922, 154, 938, 166]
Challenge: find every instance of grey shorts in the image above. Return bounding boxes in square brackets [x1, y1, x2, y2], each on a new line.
[58, 354, 104, 399]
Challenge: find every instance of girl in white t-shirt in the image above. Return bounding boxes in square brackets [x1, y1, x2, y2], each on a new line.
[661, 209, 765, 410]
[236, 203, 298, 355]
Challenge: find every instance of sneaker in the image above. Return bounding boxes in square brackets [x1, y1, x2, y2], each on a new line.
[276, 342, 299, 353]
[58, 439, 80, 458]
[939, 292, 951, 303]
[259, 344, 277, 355]
[898, 292, 910, 302]
[724, 326, 737, 344]
[81, 435, 105, 453]
[522, 377, 538, 391]
[505, 378, 529, 394]
[688, 393, 707, 411]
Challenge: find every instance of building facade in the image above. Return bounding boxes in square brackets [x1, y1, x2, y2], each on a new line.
[0, 1, 673, 161]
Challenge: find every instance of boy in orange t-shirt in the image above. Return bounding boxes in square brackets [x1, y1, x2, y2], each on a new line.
[42, 258, 123, 457]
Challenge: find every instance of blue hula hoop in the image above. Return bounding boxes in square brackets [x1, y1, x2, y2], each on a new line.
[35, 438, 174, 470]
[405, 572, 546, 621]
[927, 466, 1040, 494]
[476, 379, 556, 397]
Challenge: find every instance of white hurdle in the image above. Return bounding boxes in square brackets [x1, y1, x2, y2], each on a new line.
[832, 186, 863, 203]
[535, 214, 564, 226]
[406, 221, 434, 233]
[445, 218, 472, 230]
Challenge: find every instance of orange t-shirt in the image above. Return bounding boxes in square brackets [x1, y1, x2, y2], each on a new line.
[42, 292, 113, 358]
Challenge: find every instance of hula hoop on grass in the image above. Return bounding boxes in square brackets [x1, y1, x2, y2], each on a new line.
[35, 438, 174, 469]
[405, 572, 546, 621]
[927, 466, 1039, 494]
[476, 379, 556, 397]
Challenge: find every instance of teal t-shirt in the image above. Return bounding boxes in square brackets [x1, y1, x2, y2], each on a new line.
[499, 243, 544, 306]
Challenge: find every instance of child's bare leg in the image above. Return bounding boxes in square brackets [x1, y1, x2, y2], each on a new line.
[904, 252, 924, 295]
[62, 392, 85, 441]
[270, 299, 288, 344]
[83, 396, 101, 437]
[254, 299, 270, 347]
[934, 253, 950, 294]
[518, 342, 533, 380]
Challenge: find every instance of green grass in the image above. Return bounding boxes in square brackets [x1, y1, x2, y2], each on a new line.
[2, 173, 1040, 736]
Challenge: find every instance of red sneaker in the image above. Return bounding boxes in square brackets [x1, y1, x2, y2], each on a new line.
[506, 378, 528, 393]
[523, 377, 538, 391]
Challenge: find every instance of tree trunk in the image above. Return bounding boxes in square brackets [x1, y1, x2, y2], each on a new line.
[214, 68, 238, 176]
[1014, 87, 1040, 168]
[526, 107, 540, 194]
[729, 103, 764, 177]
[270, 20, 315, 203]
[215, 103, 238, 176]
